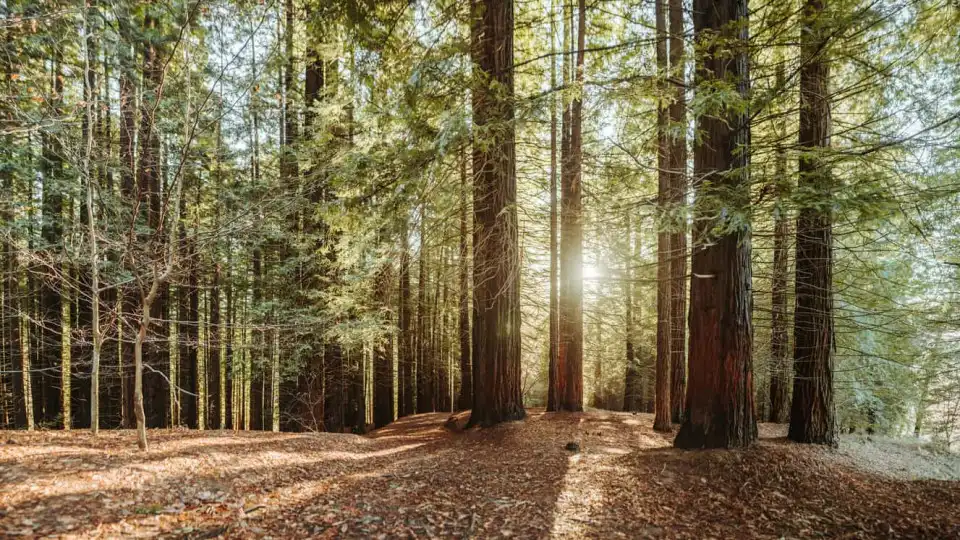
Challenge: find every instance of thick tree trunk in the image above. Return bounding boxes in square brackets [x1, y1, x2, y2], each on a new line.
[468, 0, 525, 427]
[668, 0, 688, 425]
[38, 53, 64, 427]
[654, 0, 672, 432]
[556, 0, 585, 412]
[139, 11, 169, 429]
[546, 0, 560, 414]
[789, 0, 835, 446]
[277, 0, 299, 432]
[674, 0, 757, 449]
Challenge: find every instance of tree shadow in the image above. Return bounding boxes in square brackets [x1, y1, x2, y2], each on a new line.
[0, 411, 573, 537]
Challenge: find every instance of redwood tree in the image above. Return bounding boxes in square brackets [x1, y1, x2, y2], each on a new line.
[555, 0, 585, 412]
[468, 0, 525, 427]
[789, 0, 836, 446]
[768, 62, 791, 424]
[654, 0, 672, 432]
[668, 0, 688, 425]
[456, 144, 472, 411]
[674, 0, 757, 449]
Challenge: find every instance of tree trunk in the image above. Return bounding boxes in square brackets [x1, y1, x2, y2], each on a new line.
[373, 262, 395, 428]
[623, 212, 640, 411]
[208, 264, 222, 428]
[789, 0, 835, 446]
[654, 0, 672, 432]
[416, 209, 431, 413]
[398, 221, 415, 417]
[38, 52, 64, 428]
[118, 16, 137, 429]
[556, 0, 585, 413]
[456, 143, 472, 411]
[674, 0, 757, 449]
[768, 62, 791, 424]
[668, 0, 688, 425]
[139, 10, 169, 429]
[277, 0, 299, 432]
[546, 0, 560, 414]
[468, 0, 525, 427]
[82, 2, 102, 434]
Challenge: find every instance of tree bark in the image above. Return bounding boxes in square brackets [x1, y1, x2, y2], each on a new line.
[789, 0, 836, 446]
[546, 0, 560, 414]
[398, 221, 415, 417]
[139, 10, 169, 429]
[654, 0, 672, 432]
[456, 143, 472, 411]
[556, 0, 585, 412]
[768, 62, 791, 424]
[674, 0, 757, 449]
[668, 0, 688, 425]
[468, 0, 525, 427]
[373, 262, 395, 427]
[623, 212, 641, 411]
[118, 12, 137, 429]
[416, 209, 431, 413]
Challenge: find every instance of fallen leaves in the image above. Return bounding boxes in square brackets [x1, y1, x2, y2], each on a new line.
[0, 412, 958, 538]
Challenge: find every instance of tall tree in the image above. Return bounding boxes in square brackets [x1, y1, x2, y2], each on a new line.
[768, 59, 791, 425]
[416, 208, 431, 413]
[373, 261, 394, 427]
[139, 9, 169, 429]
[674, 0, 757, 449]
[556, 0, 585, 412]
[117, 9, 137, 429]
[623, 212, 640, 411]
[468, 0, 525, 426]
[653, 0, 672, 432]
[668, 0, 688, 425]
[398, 221, 414, 417]
[546, 0, 560, 414]
[789, 0, 835, 446]
[456, 143, 472, 411]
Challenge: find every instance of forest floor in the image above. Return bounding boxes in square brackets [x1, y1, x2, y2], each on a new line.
[1, 410, 959, 539]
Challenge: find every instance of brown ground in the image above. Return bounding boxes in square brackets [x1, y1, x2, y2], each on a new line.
[1, 410, 958, 539]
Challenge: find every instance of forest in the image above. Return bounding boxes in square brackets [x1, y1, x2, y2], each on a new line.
[1, 0, 959, 537]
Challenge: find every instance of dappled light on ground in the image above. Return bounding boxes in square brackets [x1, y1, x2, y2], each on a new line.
[1, 411, 958, 537]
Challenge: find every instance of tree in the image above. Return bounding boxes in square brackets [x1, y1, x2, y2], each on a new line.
[546, 0, 559, 414]
[653, 0, 672, 432]
[674, 0, 757, 450]
[555, 0, 585, 413]
[456, 143, 472, 411]
[768, 59, 791, 425]
[468, 0, 525, 427]
[789, 0, 836, 446]
[668, 0, 688, 425]
[398, 220, 414, 418]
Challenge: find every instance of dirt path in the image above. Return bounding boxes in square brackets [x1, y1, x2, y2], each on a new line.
[1, 411, 958, 538]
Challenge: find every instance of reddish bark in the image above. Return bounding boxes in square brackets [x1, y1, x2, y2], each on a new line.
[789, 0, 836, 446]
[674, 0, 757, 449]
[654, 0, 672, 432]
[668, 0, 688, 425]
[468, 0, 525, 427]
